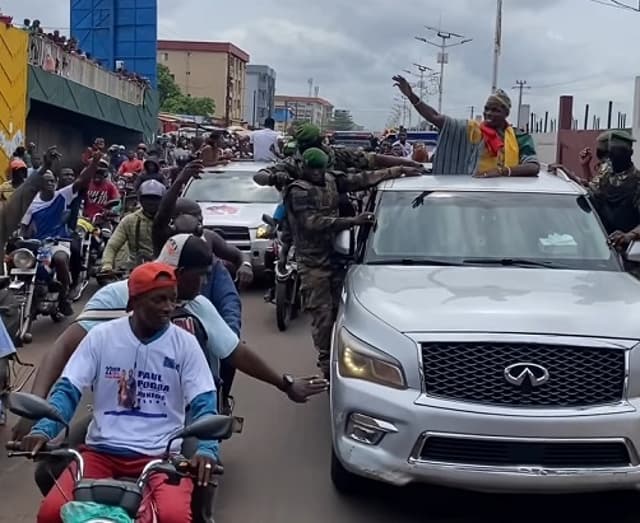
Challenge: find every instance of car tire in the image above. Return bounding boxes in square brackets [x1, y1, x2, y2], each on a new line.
[331, 446, 366, 495]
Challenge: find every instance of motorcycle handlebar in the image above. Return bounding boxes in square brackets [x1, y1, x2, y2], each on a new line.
[6, 440, 65, 453]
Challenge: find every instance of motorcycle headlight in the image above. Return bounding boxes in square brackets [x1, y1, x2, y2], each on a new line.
[337, 328, 407, 390]
[256, 225, 270, 239]
[12, 248, 36, 269]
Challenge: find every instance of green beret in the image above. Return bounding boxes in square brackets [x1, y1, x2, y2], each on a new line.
[294, 123, 321, 144]
[283, 141, 297, 156]
[302, 147, 328, 168]
[598, 130, 635, 149]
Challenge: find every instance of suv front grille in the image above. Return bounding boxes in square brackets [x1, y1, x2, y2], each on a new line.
[205, 226, 250, 249]
[419, 436, 631, 468]
[422, 342, 625, 407]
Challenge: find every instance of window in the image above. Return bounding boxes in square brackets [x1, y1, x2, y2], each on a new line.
[162, 53, 169, 61]
[365, 191, 618, 272]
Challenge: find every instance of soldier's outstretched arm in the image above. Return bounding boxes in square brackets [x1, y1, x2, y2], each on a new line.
[335, 165, 424, 193]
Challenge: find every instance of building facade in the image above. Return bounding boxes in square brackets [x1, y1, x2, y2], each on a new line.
[243, 65, 276, 128]
[274, 95, 334, 131]
[157, 40, 249, 125]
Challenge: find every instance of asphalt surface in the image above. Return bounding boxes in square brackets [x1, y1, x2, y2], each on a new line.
[1, 289, 640, 522]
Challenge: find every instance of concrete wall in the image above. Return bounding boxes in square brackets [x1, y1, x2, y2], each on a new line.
[532, 132, 557, 166]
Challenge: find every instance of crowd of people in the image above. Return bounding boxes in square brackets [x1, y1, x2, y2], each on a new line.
[3, 70, 640, 521]
[22, 18, 150, 90]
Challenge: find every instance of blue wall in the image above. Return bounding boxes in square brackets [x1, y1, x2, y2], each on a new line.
[70, 0, 158, 88]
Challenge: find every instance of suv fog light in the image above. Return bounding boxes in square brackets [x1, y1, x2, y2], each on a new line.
[346, 413, 398, 446]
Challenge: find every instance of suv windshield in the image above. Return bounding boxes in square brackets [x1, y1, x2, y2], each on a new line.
[365, 191, 619, 271]
[184, 171, 280, 204]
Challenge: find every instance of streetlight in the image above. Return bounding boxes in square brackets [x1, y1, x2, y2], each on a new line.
[415, 26, 472, 113]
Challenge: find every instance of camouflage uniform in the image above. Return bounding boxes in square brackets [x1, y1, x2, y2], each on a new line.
[588, 166, 640, 235]
[284, 167, 402, 374]
[588, 165, 640, 277]
[254, 146, 376, 187]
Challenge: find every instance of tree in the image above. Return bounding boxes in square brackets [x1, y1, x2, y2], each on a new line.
[157, 64, 216, 117]
[328, 109, 355, 131]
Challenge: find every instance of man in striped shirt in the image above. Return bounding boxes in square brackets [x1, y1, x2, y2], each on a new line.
[393, 74, 539, 178]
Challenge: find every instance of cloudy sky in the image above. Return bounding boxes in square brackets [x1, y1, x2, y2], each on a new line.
[8, 0, 640, 129]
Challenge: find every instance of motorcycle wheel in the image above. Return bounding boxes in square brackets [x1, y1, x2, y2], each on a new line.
[275, 280, 292, 332]
[290, 275, 300, 320]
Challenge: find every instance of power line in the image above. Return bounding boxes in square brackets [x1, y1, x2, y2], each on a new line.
[590, 0, 640, 11]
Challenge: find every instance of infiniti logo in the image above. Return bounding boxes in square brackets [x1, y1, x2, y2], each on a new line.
[504, 363, 550, 388]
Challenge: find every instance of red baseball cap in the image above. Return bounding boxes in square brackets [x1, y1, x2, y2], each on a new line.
[127, 262, 177, 309]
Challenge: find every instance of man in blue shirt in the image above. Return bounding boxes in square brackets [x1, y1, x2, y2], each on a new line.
[20, 154, 99, 315]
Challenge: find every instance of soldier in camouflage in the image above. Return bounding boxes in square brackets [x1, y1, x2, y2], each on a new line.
[284, 147, 423, 377]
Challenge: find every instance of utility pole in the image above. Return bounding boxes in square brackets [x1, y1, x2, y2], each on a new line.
[492, 0, 503, 92]
[416, 26, 472, 113]
[469, 106, 475, 119]
[512, 80, 530, 128]
[413, 63, 434, 101]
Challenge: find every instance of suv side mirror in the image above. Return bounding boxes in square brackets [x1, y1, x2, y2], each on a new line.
[626, 241, 640, 263]
[335, 229, 354, 257]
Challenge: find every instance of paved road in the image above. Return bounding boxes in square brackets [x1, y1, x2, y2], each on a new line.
[1, 290, 640, 522]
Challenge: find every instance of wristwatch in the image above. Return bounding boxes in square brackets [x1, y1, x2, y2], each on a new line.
[280, 374, 294, 392]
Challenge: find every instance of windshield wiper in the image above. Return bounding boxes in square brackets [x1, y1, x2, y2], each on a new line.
[367, 258, 464, 266]
[463, 258, 568, 269]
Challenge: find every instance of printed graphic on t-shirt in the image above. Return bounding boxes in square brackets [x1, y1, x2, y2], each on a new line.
[104, 365, 171, 418]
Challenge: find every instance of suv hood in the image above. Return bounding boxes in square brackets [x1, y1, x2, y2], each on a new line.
[198, 202, 276, 228]
[350, 265, 640, 340]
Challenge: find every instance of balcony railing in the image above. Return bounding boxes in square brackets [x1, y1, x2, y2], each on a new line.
[28, 34, 145, 106]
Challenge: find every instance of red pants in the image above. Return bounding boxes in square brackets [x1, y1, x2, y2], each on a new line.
[37, 449, 193, 523]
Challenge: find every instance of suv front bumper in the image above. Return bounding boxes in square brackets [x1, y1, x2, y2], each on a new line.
[331, 368, 640, 493]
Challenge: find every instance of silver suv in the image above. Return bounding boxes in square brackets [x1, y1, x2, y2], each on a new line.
[330, 169, 640, 494]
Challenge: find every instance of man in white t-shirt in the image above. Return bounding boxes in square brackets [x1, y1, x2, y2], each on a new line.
[392, 129, 414, 158]
[23, 262, 218, 523]
[250, 117, 280, 162]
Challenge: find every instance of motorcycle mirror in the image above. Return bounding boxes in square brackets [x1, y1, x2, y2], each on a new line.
[7, 392, 68, 427]
[165, 415, 243, 456]
[262, 214, 276, 227]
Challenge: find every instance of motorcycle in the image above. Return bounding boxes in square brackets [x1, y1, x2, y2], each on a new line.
[262, 214, 301, 332]
[0, 281, 35, 423]
[116, 172, 139, 214]
[5, 391, 242, 523]
[73, 205, 119, 301]
[6, 237, 68, 343]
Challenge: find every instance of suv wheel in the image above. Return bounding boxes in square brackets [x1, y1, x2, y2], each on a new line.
[331, 446, 365, 495]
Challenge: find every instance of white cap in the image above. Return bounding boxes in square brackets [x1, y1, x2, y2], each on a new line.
[156, 234, 209, 269]
[138, 179, 167, 197]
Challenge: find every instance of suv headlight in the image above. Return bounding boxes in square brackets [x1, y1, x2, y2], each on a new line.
[337, 328, 407, 389]
[256, 225, 270, 239]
